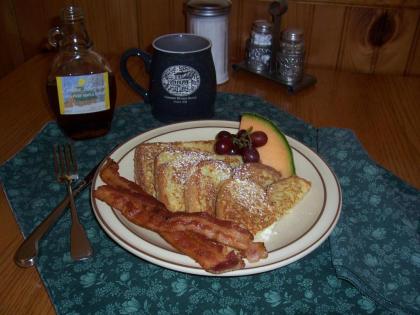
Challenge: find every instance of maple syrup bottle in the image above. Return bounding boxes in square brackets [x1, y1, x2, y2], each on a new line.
[47, 6, 116, 140]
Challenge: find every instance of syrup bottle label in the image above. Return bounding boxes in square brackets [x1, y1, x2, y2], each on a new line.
[56, 72, 110, 115]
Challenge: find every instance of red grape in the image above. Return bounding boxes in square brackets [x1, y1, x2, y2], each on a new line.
[250, 131, 268, 147]
[216, 130, 232, 141]
[237, 129, 247, 138]
[214, 129, 266, 158]
[227, 144, 240, 155]
[242, 147, 260, 163]
[227, 148, 237, 155]
[214, 138, 233, 154]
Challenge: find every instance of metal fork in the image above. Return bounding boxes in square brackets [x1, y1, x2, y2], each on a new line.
[53, 144, 93, 260]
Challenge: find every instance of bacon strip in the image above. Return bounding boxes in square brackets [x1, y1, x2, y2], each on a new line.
[167, 213, 251, 250]
[95, 185, 244, 273]
[99, 159, 267, 258]
[94, 159, 268, 272]
[160, 231, 245, 273]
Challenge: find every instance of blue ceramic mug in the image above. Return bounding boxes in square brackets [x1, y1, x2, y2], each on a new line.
[120, 33, 216, 122]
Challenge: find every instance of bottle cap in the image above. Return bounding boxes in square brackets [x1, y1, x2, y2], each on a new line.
[61, 6, 84, 22]
[281, 27, 304, 42]
[186, 0, 231, 16]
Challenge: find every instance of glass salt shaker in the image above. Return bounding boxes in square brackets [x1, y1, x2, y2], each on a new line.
[276, 27, 305, 84]
[246, 20, 273, 73]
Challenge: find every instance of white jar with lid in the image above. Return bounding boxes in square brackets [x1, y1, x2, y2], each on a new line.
[186, 0, 231, 84]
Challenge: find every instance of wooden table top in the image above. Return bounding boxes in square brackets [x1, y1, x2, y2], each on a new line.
[0, 53, 419, 314]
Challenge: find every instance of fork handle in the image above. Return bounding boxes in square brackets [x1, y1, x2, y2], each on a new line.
[14, 181, 88, 268]
[67, 183, 93, 260]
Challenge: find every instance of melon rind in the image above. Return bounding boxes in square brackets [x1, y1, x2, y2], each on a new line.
[240, 113, 296, 177]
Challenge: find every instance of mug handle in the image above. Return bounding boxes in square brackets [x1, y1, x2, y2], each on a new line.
[120, 48, 152, 103]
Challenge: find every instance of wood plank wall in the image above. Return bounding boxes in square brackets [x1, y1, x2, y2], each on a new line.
[0, 0, 419, 78]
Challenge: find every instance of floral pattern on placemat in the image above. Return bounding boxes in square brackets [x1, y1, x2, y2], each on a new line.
[1, 93, 411, 314]
[318, 128, 420, 315]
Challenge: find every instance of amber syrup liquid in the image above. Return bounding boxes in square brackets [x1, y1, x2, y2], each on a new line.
[47, 73, 117, 140]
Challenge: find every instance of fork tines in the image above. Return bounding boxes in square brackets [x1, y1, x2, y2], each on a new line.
[53, 144, 79, 181]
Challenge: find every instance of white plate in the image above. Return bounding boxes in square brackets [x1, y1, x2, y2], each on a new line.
[91, 120, 342, 276]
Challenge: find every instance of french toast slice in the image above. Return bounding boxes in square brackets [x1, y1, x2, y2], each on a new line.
[232, 162, 283, 188]
[184, 160, 232, 215]
[134, 142, 172, 196]
[266, 176, 311, 217]
[155, 149, 242, 212]
[215, 178, 277, 235]
[134, 140, 215, 196]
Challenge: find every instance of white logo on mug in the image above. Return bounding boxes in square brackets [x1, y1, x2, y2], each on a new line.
[161, 65, 200, 97]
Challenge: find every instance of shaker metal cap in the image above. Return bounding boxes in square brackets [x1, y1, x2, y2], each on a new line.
[281, 27, 304, 41]
[252, 20, 273, 34]
[186, 0, 231, 16]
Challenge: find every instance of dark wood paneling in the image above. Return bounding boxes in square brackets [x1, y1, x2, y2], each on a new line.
[307, 5, 345, 69]
[405, 15, 420, 75]
[138, 0, 173, 51]
[1, 0, 419, 78]
[0, 0, 25, 77]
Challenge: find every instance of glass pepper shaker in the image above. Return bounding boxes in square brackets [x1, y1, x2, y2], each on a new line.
[47, 6, 116, 140]
[276, 27, 305, 84]
[246, 20, 273, 73]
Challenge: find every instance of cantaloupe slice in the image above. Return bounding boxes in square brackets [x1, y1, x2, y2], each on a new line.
[239, 113, 295, 178]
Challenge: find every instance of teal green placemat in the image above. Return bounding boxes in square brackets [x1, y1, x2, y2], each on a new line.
[1, 93, 417, 314]
[318, 128, 419, 315]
